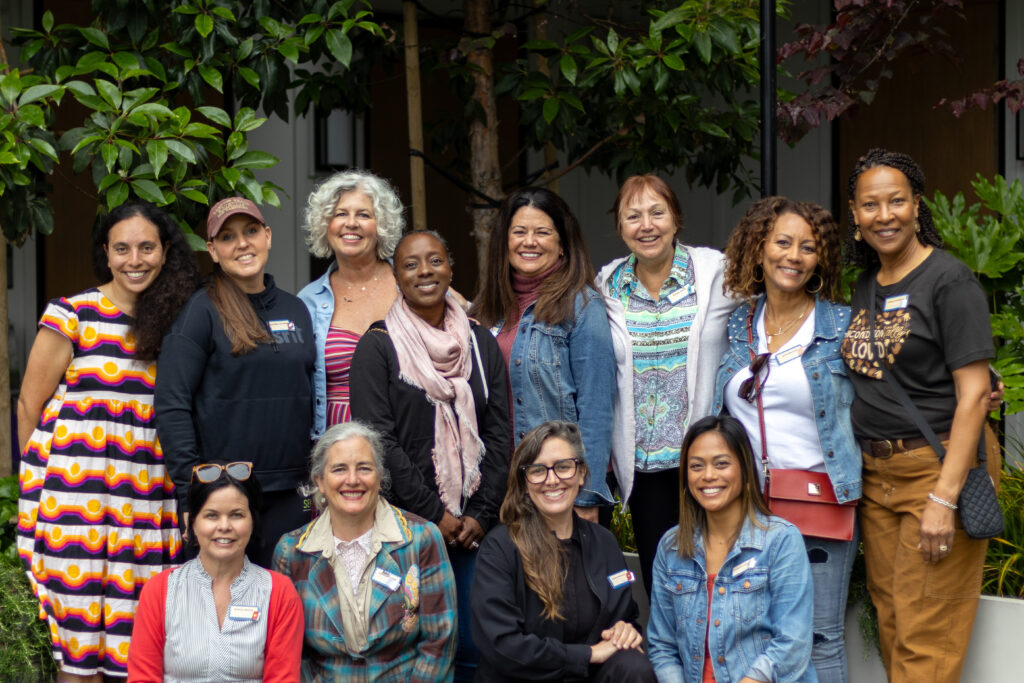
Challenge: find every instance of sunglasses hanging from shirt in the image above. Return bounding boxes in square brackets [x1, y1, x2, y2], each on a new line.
[745, 305, 857, 541]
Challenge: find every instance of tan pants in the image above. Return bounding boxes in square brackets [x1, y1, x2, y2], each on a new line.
[859, 424, 1000, 683]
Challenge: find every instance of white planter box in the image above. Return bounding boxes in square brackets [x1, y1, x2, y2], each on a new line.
[846, 594, 1024, 682]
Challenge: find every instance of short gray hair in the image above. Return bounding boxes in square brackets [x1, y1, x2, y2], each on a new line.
[303, 169, 405, 260]
[305, 421, 391, 509]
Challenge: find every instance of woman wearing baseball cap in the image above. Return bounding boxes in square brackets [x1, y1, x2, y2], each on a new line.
[156, 197, 316, 567]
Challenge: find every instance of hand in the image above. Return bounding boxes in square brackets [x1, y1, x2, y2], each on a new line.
[574, 506, 599, 523]
[988, 380, 1005, 413]
[600, 620, 644, 651]
[456, 515, 485, 550]
[589, 639, 618, 664]
[918, 498, 955, 564]
[438, 511, 463, 546]
[181, 512, 190, 542]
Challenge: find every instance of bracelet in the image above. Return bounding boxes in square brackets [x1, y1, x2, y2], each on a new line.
[928, 492, 958, 510]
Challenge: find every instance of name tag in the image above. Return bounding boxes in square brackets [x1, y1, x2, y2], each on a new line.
[883, 295, 909, 311]
[774, 345, 804, 365]
[228, 604, 260, 621]
[607, 569, 635, 589]
[732, 558, 757, 577]
[372, 567, 401, 591]
[268, 319, 296, 332]
[667, 287, 687, 304]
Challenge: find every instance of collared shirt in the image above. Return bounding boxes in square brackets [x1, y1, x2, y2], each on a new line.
[607, 242, 698, 471]
[335, 527, 374, 597]
[162, 557, 272, 682]
[301, 498, 404, 653]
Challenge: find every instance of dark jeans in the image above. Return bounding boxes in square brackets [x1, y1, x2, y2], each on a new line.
[450, 544, 479, 683]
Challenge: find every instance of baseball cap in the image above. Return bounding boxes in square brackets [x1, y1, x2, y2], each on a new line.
[206, 197, 266, 240]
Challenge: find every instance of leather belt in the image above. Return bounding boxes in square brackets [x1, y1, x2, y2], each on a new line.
[860, 432, 951, 459]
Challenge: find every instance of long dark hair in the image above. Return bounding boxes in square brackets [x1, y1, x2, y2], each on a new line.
[845, 148, 942, 267]
[500, 421, 589, 621]
[470, 188, 595, 329]
[92, 202, 200, 360]
[723, 196, 843, 302]
[676, 415, 770, 558]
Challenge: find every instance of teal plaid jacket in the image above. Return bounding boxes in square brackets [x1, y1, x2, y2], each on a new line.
[273, 503, 457, 682]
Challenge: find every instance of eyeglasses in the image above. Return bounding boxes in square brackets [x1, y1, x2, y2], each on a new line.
[738, 353, 771, 403]
[521, 458, 580, 485]
[191, 462, 254, 484]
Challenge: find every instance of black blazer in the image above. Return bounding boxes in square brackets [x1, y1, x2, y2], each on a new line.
[470, 518, 641, 682]
[350, 320, 511, 532]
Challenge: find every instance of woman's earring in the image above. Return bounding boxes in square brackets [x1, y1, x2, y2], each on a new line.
[854, 228, 862, 242]
[915, 220, 921, 233]
[806, 272, 824, 294]
[753, 264, 765, 283]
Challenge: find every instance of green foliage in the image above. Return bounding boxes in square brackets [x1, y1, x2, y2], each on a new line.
[4, 1, 388, 244]
[847, 545, 881, 660]
[611, 493, 636, 553]
[983, 452, 1024, 598]
[0, 475, 56, 681]
[925, 174, 1024, 413]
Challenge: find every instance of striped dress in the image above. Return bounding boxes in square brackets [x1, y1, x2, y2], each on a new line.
[324, 326, 360, 426]
[17, 289, 181, 677]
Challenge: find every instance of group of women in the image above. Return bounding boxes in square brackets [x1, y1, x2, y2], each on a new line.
[16, 147, 999, 683]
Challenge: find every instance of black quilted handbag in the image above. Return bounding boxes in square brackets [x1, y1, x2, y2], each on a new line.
[958, 460, 1004, 539]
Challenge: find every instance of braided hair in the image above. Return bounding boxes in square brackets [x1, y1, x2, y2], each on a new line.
[845, 148, 943, 267]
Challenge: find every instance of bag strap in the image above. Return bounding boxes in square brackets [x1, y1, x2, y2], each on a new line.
[867, 276, 985, 465]
[470, 328, 488, 402]
[746, 304, 771, 485]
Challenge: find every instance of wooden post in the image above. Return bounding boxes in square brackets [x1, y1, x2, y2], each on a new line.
[0, 235, 10, 477]
[404, 1, 427, 230]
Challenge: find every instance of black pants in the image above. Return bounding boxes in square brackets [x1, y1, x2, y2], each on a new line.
[179, 487, 312, 568]
[590, 648, 657, 683]
[628, 467, 680, 597]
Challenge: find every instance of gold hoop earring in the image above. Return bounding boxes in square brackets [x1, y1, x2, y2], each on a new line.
[753, 264, 765, 283]
[806, 272, 824, 294]
[853, 228, 862, 242]
[915, 221, 921, 233]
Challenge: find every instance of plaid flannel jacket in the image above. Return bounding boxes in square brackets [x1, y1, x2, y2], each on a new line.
[273, 501, 457, 682]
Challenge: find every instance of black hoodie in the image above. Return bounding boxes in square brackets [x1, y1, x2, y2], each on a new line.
[156, 274, 314, 513]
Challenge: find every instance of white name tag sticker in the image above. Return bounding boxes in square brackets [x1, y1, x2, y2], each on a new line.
[607, 569, 636, 589]
[774, 345, 804, 365]
[228, 605, 260, 621]
[883, 295, 909, 311]
[372, 567, 401, 591]
[268, 319, 296, 332]
[732, 558, 757, 577]
[667, 288, 686, 304]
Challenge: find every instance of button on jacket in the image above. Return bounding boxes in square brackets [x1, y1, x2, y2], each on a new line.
[712, 295, 862, 503]
[647, 514, 817, 683]
[499, 289, 617, 506]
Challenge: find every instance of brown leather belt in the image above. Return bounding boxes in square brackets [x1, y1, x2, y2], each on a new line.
[860, 432, 951, 459]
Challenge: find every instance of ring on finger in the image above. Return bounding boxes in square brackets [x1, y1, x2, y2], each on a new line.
[939, 544, 949, 552]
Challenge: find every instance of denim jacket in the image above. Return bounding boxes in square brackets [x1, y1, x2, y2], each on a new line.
[712, 296, 861, 503]
[298, 262, 337, 439]
[497, 288, 617, 506]
[647, 514, 817, 683]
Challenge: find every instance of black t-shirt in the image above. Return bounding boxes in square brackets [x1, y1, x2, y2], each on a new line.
[840, 249, 993, 440]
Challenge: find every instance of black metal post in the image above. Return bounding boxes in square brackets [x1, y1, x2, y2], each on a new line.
[760, 0, 777, 197]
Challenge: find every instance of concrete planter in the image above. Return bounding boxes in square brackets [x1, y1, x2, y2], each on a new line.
[846, 594, 1024, 682]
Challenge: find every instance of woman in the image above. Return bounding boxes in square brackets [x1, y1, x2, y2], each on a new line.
[299, 169, 404, 437]
[470, 421, 655, 683]
[471, 187, 616, 521]
[350, 230, 511, 681]
[128, 462, 303, 683]
[595, 175, 733, 594]
[648, 415, 816, 683]
[713, 197, 859, 682]
[156, 197, 316, 567]
[17, 201, 199, 681]
[273, 422, 458, 681]
[841, 149, 1000, 683]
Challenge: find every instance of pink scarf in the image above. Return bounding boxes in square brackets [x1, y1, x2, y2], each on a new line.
[385, 295, 483, 516]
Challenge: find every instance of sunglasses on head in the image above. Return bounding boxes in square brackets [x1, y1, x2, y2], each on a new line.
[191, 461, 254, 484]
[738, 352, 771, 403]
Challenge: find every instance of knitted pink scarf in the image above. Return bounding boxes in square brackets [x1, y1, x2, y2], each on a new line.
[385, 294, 483, 516]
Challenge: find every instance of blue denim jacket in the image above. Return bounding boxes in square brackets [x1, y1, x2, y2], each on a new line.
[648, 514, 817, 683]
[499, 288, 617, 506]
[712, 296, 862, 503]
[298, 262, 336, 439]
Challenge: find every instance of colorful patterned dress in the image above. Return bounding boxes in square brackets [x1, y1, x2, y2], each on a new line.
[324, 326, 360, 426]
[17, 289, 181, 678]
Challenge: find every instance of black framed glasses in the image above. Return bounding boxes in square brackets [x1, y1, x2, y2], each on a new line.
[191, 461, 254, 484]
[738, 353, 771, 403]
[521, 458, 580, 485]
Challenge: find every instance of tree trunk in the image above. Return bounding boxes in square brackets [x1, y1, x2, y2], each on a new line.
[404, 1, 427, 231]
[0, 236, 11, 476]
[463, 0, 502, 286]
